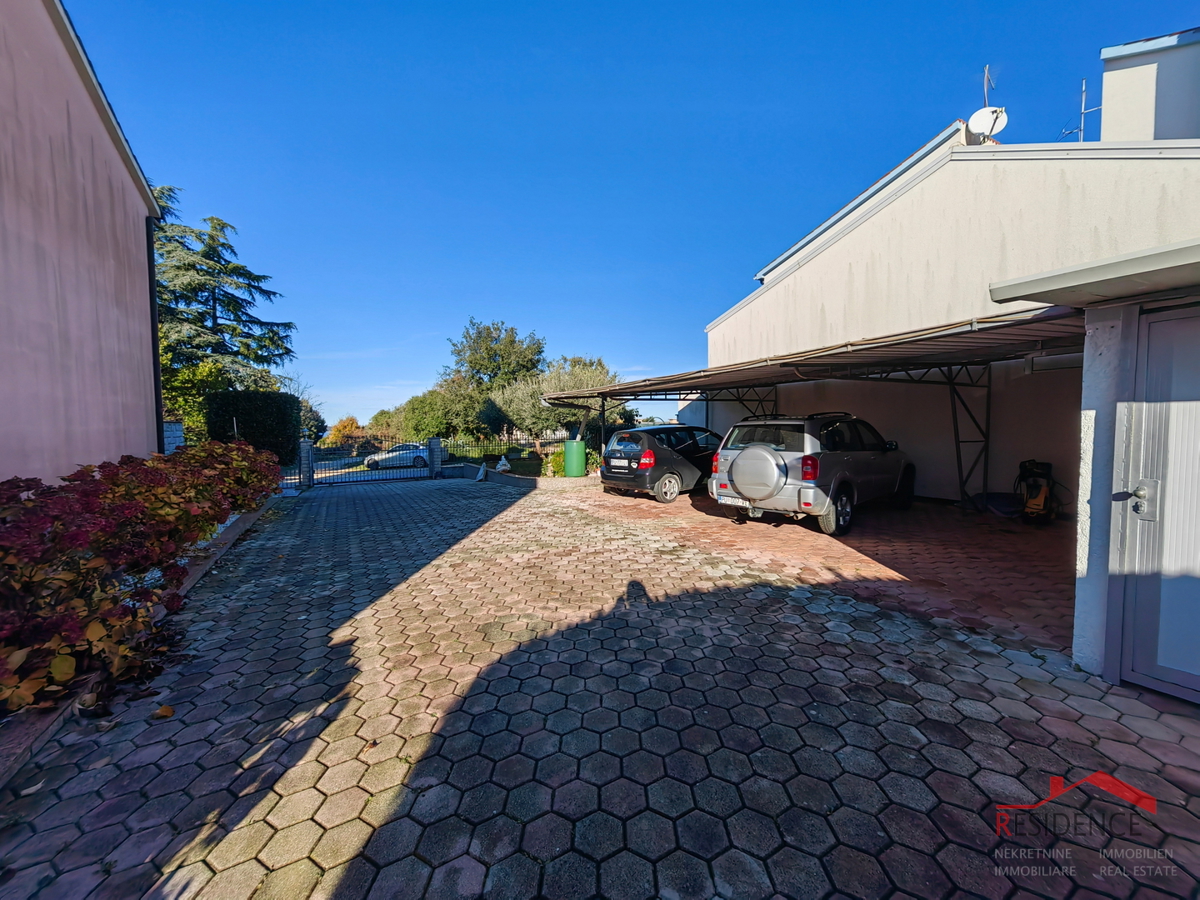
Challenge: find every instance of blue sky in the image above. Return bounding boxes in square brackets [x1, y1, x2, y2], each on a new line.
[71, 1, 1197, 424]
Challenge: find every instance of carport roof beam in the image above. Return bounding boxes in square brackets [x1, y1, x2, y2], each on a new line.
[543, 306, 1084, 405]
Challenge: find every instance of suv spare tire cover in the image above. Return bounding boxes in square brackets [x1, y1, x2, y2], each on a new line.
[729, 444, 786, 500]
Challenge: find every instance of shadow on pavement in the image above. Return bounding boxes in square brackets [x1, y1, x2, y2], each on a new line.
[0, 480, 531, 899]
[3, 482, 1197, 900]
[680, 490, 1077, 652]
[320, 578, 1200, 900]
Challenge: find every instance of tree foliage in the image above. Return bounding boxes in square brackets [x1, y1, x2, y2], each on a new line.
[154, 186, 294, 371]
[323, 416, 362, 447]
[363, 320, 631, 443]
[299, 399, 328, 443]
[489, 357, 633, 446]
[367, 407, 404, 436]
[445, 318, 545, 390]
[154, 186, 301, 444]
[400, 391, 452, 440]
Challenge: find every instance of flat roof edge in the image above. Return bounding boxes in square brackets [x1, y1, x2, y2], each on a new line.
[1101, 26, 1200, 61]
[990, 238, 1200, 306]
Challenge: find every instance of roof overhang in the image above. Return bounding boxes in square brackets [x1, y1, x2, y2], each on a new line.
[989, 238, 1200, 308]
[544, 306, 1084, 404]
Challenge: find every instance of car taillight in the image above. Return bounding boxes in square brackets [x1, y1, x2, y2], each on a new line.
[638, 450, 655, 469]
[801, 455, 819, 480]
[712, 456, 719, 474]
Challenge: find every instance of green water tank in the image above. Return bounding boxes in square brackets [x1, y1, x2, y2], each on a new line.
[563, 440, 586, 477]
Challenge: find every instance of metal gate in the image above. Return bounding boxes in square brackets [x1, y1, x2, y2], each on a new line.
[311, 434, 436, 485]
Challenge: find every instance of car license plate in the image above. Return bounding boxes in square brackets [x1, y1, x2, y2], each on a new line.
[718, 495, 751, 508]
[609, 458, 628, 468]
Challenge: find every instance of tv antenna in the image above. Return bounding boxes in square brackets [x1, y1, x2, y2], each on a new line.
[1057, 78, 1101, 141]
[967, 65, 1008, 141]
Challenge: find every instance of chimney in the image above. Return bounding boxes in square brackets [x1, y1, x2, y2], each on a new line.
[1100, 27, 1200, 141]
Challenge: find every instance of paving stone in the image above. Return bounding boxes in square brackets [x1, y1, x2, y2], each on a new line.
[310, 857, 378, 900]
[2, 480, 1197, 899]
[481, 852, 540, 900]
[542, 850, 597, 900]
[258, 820, 324, 870]
[676, 810, 729, 859]
[575, 811, 623, 860]
[825, 844, 892, 900]
[600, 850, 655, 900]
[712, 848, 773, 900]
[372, 855, 431, 900]
[427, 853, 486, 899]
[195, 858, 267, 900]
[656, 849, 715, 900]
[48, 823, 126, 873]
[255, 858, 322, 900]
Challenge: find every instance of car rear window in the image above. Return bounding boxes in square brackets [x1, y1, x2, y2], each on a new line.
[607, 432, 644, 452]
[725, 424, 806, 452]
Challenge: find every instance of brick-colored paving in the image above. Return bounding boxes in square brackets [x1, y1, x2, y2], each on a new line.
[1, 479, 1198, 899]
[570, 490, 1078, 652]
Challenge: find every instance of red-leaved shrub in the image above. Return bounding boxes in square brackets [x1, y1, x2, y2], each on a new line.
[0, 442, 279, 710]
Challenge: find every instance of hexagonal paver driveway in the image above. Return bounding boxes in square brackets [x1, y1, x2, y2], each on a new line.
[1, 479, 1198, 899]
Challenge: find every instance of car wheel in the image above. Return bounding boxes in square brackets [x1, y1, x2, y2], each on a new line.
[366, 460, 379, 470]
[653, 473, 681, 504]
[892, 467, 916, 509]
[819, 487, 853, 536]
[413, 456, 427, 468]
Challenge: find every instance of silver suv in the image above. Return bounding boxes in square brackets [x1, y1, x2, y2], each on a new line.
[708, 413, 915, 535]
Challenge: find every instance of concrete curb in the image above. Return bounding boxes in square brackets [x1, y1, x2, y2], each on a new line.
[178, 495, 283, 597]
[468, 464, 600, 491]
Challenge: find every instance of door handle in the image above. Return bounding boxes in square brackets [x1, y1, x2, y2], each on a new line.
[1132, 487, 1148, 500]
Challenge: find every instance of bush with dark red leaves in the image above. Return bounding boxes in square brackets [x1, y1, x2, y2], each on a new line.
[0, 442, 279, 710]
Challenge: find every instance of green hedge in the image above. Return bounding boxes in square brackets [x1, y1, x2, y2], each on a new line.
[204, 391, 301, 466]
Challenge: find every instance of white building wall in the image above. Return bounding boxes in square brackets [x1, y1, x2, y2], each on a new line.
[988, 361, 1082, 513]
[1102, 38, 1200, 141]
[684, 362, 1081, 508]
[707, 145, 1200, 368]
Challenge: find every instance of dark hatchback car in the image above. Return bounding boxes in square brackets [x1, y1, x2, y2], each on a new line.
[601, 425, 723, 503]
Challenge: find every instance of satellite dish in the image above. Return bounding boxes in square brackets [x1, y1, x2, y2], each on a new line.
[968, 106, 1008, 137]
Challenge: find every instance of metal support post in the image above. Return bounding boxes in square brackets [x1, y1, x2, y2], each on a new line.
[945, 365, 991, 506]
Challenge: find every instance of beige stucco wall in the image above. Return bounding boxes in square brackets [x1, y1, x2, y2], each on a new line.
[707, 142, 1200, 367]
[0, 0, 159, 482]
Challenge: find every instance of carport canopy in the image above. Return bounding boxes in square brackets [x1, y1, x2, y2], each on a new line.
[542, 305, 1084, 407]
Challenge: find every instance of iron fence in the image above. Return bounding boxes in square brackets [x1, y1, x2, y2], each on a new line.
[306, 433, 437, 485]
[282, 436, 572, 487]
